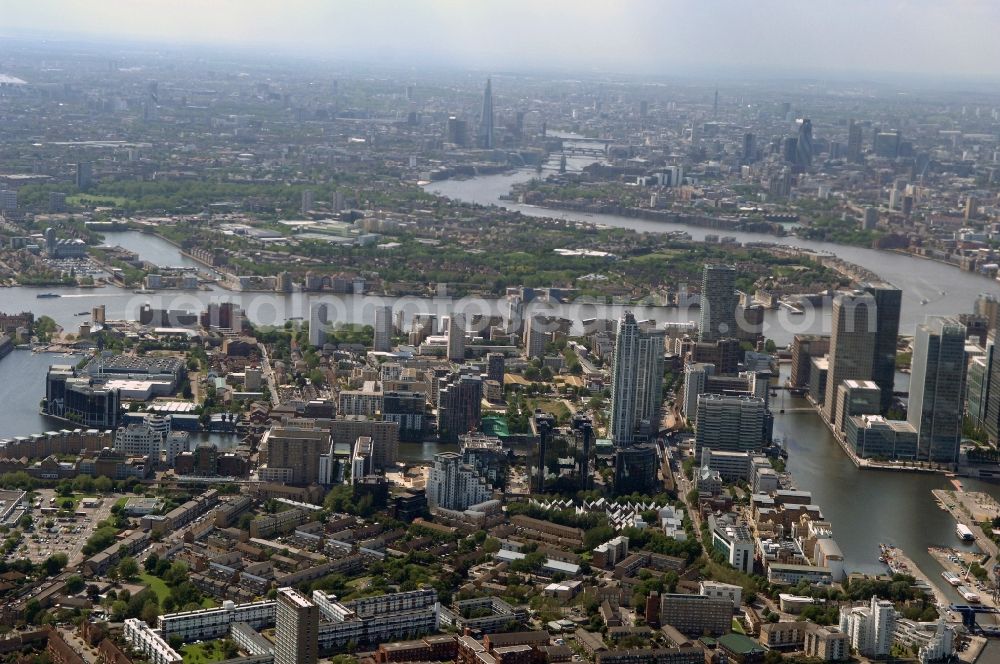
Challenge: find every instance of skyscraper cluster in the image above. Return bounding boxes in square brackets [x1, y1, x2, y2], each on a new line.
[813, 283, 967, 464]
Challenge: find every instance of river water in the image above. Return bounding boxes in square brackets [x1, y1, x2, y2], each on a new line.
[6, 230, 829, 347]
[772, 364, 987, 603]
[426, 168, 1000, 339]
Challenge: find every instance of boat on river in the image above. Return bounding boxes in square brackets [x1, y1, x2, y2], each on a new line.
[942, 571, 961, 586]
[956, 585, 980, 603]
[36, 293, 60, 299]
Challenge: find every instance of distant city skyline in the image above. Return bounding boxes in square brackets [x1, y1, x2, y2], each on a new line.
[4, 1, 1000, 83]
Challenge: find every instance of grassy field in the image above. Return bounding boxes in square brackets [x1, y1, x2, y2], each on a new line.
[49, 493, 93, 509]
[528, 398, 572, 423]
[141, 572, 216, 608]
[140, 573, 170, 605]
[180, 640, 228, 664]
[67, 193, 128, 207]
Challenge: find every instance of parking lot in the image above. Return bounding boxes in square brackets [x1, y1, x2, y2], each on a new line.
[10, 488, 117, 567]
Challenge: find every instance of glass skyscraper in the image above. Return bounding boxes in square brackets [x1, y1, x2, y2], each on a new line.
[610, 312, 665, 445]
[698, 264, 737, 343]
[478, 78, 494, 149]
[908, 316, 966, 463]
[863, 282, 902, 413]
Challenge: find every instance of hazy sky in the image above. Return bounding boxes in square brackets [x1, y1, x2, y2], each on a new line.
[5, 0, 1000, 79]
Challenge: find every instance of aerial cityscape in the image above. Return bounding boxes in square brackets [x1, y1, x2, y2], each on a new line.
[1, 2, 1000, 664]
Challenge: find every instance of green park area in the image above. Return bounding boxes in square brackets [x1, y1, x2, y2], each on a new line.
[528, 398, 573, 423]
[139, 573, 170, 605]
[180, 640, 229, 664]
[66, 193, 129, 207]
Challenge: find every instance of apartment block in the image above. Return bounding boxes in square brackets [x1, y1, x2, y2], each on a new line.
[659, 594, 732, 636]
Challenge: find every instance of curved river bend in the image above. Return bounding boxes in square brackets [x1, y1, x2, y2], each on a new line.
[426, 168, 999, 602]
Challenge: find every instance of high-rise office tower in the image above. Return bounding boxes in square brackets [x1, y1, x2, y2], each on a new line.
[75, 162, 93, 191]
[874, 131, 901, 158]
[985, 337, 1000, 443]
[486, 352, 505, 384]
[614, 443, 658, 495]
[0, 190, 17, 211]
[478, 78, 494, 150]
[796, 119, 813, 168]
[309, 303, 331, 347]
[965, 196, 978, 221]
[742, 132, 755, 163]
[908, 317, 966, 464]
[275, 588, 318, 664]
[783, 136, 799, 163]
[790, 334, 830, 388]
[446, 116, 468, 147]
[437, 374, 482, 442]
[524, 315, 548, 359]
[824, 292, 877, 425]
[975, 293, 1000, 334]
[683, 363, 714, 422]
[610, 312, 666, 445]
[301, 189, 314, 213]
[446, 313, 465, 362]
[699, 264, 738, 342]
[847, 119, 863, 163]
[693, 394, 766, 455]
[574, 415, 594, 491]
[966, 339, 993, 435]
[374, 305, 393, 353]
[534, 411, 555, 493]
[862, 282, 902, 413]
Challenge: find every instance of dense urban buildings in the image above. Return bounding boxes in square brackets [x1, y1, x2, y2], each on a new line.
[0, 8, 992, 664]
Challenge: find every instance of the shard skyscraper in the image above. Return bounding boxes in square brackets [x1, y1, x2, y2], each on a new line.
[479, 78, 494, 149]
